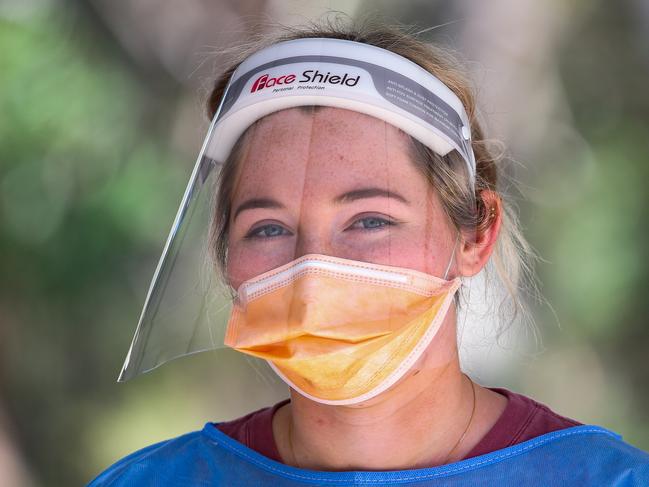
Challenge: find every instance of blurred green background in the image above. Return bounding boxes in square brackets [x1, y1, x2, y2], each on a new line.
[1, 0, 648, 485]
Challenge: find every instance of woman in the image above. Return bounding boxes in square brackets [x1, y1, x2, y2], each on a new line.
[90, 20, 649, 486]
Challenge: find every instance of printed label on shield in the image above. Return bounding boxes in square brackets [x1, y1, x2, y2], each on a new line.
[249, 68, 361, 94]
[250, 73, 297, 92]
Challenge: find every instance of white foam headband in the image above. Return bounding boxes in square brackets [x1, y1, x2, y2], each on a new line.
[205, 37, 476, 183]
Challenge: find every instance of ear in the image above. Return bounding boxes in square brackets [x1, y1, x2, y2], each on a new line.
[456, 190, 502, 277]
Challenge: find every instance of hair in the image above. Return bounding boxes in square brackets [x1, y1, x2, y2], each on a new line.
[205, 16, 540, 336]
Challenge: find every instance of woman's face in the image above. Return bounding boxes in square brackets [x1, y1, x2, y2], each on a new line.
[226, 107, 458, 290]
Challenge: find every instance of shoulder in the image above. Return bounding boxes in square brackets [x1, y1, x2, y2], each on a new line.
[532, 426, 649, 485]
[493, 387, 582, 441]
[214, 399, 288, 463]
[87, 428, 214, 486]
[468, 387, 582, 458]
[461, 425, 649, 486]
[88, 401, 289, 486]
[473, 388, 649, 482]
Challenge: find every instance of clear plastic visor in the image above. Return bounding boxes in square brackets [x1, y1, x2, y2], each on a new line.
[119, 104, 476, 384]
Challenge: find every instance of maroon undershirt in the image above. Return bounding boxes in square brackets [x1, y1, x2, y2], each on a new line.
[214, 388, 582, 463]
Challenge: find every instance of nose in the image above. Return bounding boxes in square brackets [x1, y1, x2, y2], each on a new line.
[293, 231, 333, 259]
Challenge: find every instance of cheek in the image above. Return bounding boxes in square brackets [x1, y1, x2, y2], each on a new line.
[333, 234, 426, 270]
[377, 238, 440, 275]
[225, 237, 296, 291]
[338, 226, 451, 277]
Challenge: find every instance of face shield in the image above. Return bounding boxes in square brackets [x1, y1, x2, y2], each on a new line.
[119, 38, 478, 405]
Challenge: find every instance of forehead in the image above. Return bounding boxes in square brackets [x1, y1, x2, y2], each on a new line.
[233, 107, 429, 199]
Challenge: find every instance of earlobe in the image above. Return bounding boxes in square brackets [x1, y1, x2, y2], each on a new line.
[457, 190, 502, 277]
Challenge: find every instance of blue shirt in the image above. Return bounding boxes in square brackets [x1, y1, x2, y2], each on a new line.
[89, 423, 649, 486]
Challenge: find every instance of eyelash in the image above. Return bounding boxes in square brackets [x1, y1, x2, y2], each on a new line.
[346, 215, 396, 231]
[244, 223, 291, 240]
[244, 215, 397, 240]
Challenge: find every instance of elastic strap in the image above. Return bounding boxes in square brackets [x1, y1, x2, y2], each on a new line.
[443, 233, 461, 280]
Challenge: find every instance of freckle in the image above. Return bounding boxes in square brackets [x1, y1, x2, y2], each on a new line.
[412, 370, 420, 376]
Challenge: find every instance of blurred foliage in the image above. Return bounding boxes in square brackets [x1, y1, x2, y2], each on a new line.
[0, 8, 187, 485]
[1, 1, 648, 485]
[522, 0, 649, 448]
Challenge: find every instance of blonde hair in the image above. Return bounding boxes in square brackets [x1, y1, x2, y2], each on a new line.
[206, 16, 540, 335]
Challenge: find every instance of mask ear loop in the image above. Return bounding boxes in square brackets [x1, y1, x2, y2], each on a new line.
[443, 232, 461, 280]
[442, 229, 474, 375]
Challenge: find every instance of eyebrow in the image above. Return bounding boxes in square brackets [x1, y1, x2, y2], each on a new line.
[334, 187, 410, 205]
[233, 198, 285, 219]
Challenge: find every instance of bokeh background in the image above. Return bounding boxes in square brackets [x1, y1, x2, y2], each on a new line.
[2, 0, 649, 485]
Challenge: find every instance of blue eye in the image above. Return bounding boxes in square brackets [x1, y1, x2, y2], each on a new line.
[349, 216, 394, 231]
[246, 223, 291, 239]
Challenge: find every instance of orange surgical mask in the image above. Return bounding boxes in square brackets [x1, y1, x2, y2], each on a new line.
[224, 254, 461, 405]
